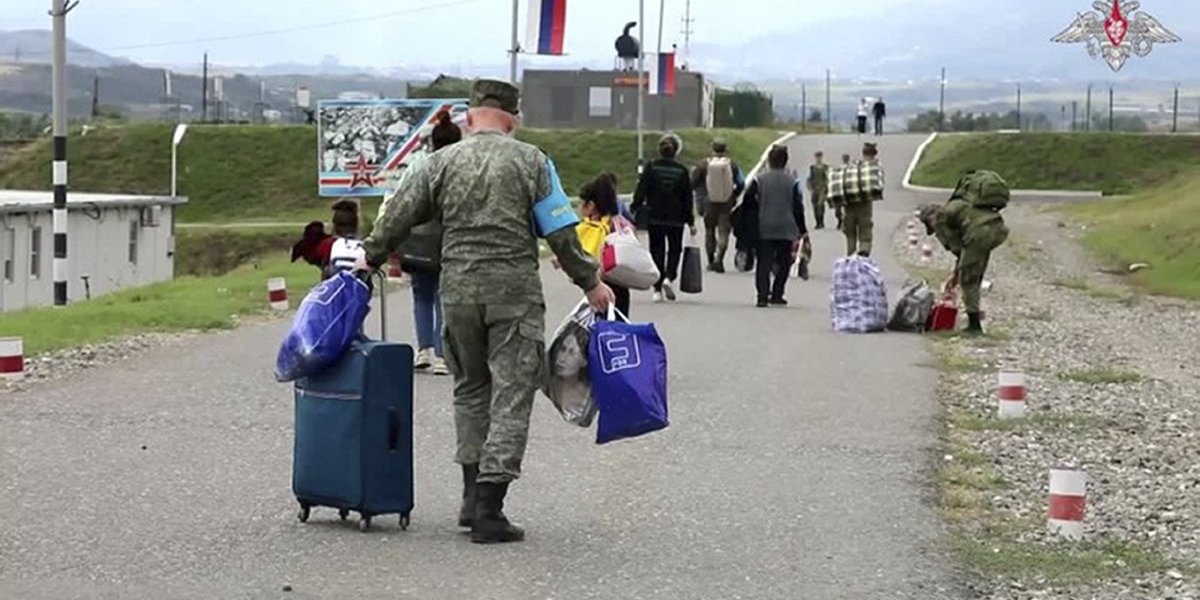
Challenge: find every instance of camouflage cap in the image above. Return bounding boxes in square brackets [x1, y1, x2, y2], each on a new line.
[863, 142, 879, 154]
[471, 79, 520, 114]
[712, 136, 728, 150]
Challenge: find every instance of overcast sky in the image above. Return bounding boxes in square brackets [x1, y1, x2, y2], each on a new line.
[0, 0, 932, 67]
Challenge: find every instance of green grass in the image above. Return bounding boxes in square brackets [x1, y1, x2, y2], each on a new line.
[175, 228, 302, 276]
[1059, 367, 1144, 385]
[910, 133, 1200, 195]
[954, 537, 1176, 584]
[951, 412, 1107, 433]
[0, 124, 781, 224]
[1065, 172, 1200, 300]
[0, 253, 316, 356]
[931, 343, 989, 373]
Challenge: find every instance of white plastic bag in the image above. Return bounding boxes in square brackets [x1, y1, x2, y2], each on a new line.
[830, 256, 889, 333]
[543, 300, 598, 427]
[601, 223, 660, 291]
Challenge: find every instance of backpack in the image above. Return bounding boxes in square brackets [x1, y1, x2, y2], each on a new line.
[706, 156, 737, 204]
[953, 170, 1010, 210]
[887, 280, 935, 333]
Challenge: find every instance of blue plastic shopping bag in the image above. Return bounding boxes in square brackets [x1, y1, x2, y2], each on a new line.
[274, 271, 371, 382]
[588, 309, 669, 444]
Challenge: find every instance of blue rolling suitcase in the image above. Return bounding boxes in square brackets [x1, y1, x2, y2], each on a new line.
[293, 274, 415, 532]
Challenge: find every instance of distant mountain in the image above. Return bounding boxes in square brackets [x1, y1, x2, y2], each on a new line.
[0, 29, 132, 68]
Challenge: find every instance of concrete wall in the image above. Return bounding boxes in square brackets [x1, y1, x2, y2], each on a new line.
[0, 205, 176, 312]
[521, 69, 708, 130]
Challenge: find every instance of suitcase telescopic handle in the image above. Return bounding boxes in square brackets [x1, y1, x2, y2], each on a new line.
[374, 269, 388, 341]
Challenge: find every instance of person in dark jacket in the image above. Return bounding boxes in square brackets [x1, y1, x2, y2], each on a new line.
[872, 98, 887, 136]
[631, 133, 696, 302]
[740, 145, 808, 307]
[393, 110, 462, 375]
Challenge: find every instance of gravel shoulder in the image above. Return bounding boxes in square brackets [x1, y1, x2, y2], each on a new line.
[894, 201, 1200, 600]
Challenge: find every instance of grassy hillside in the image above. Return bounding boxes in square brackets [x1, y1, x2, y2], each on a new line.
[1065, 171, 1200, 299]
[910, 133, 1200, 195]
[0, 124, 781, 224]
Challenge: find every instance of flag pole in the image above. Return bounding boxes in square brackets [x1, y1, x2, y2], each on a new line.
[637, 0, 645, 169]
[509, 0, 519, 84]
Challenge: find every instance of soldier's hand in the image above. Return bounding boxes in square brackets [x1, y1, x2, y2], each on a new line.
[586, 282, 616, 314]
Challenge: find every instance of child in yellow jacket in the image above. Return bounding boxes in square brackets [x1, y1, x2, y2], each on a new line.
[575, 174, 631, 317]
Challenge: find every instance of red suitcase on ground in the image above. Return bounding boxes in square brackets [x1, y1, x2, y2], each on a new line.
[927, 283, 959, 332]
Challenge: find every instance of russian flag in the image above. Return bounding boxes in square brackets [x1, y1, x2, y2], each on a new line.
[526, 0, 567, 56]
[648, 51, 676, 96]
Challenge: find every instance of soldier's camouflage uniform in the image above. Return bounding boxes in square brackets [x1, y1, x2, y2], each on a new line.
[927, 199, 1009, 314]
[807, 162, 831, 228]
[363, 130, 599, 485]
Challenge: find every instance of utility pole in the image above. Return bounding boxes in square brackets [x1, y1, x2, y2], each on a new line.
[1109, 85, 1114, 131]
[679, 0, 694, 70]
[801, 83, 806, 130]
[938, 67, 946, 132]
[1172, 85, 1179, 133]
[636, 0, 645, 168]
[1016, 83, 1022, 131]
[508, 0, 519, 84]
[50, 0, 78, 307]
[825, 69, 831, 133]
[1085, 83, 1092, 131]
[91, 75, 100, 118]
[655, 0, 666, 131]
[201, 53, 208, 123]
[1071, 101, 1078, 131]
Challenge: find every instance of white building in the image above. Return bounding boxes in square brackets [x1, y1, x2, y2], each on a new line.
[0, 191, 186, 312]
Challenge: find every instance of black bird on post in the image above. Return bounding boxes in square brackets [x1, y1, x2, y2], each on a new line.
[615, 22, 640, 71]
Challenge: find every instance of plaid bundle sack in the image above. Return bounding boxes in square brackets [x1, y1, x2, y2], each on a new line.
[830, 256, 889, 333]
[828, 162, 885, 204]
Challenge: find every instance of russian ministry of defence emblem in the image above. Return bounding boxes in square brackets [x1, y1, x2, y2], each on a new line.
[1052, 0, 1180, 71]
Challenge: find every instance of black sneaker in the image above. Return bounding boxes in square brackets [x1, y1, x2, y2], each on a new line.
[756, 298, 769, 308]
[769, 297, 788, 306]
[712, 262, 725, 274]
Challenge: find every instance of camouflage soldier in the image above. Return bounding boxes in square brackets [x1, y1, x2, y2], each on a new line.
[919, 190, 1010, 334]
[807, 151, 831, 229]
[360, 79, 614, 544]
[841, 142, 884, 257]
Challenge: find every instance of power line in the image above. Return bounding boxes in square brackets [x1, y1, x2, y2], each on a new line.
[24, 0, 485, 57]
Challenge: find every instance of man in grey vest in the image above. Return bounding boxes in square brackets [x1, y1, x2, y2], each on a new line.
[739, 145, 808, 307]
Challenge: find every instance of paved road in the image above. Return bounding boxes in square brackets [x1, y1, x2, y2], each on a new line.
[1, 134, 963, 600]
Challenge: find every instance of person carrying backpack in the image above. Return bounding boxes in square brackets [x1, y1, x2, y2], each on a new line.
[695, 137, 745, 273]
[917, 170, 1011, 335]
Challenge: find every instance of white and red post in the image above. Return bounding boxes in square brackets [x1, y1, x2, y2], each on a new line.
[920, 242, 933, 264]
[0, 337, 24, 380]
[1048, 468, 1087, 540]
[997, 369, 1027, 419]
[267, 278, 288, 311]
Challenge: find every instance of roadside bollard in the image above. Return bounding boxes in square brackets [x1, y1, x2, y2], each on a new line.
[997, 368, 1027, 419]
[0, 337, 24, 380]
[920, 243, 933, 264]
[1048, 468, 1087, 540]
[908, 232, 920, 247]
[268, 278, 289, 311]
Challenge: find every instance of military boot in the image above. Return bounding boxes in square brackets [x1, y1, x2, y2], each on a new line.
[965, 312, 984, 335]
[458, 463, 479, 528]
[471, 482, 525, 544]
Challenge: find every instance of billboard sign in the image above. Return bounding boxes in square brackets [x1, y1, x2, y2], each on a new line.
[317, 98, 468, 197]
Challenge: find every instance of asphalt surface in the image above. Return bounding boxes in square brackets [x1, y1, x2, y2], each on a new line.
[0, 134, 964, 600]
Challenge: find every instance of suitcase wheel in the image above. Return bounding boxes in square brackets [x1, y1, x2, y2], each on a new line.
[338, 509, 349, 521]
[359, 515, 372, 532]
[399, 513, 410, 531]
[297, 504, 311, 523]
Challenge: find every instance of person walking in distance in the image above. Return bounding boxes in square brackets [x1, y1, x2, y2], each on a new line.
[359, 80, 614, 544]
[694, 137, 744, 273]
[632, 133, 697, 301]
[872, 97, 887, 136]
[393, 110, 462, 376]
[741, 145, 808, 307]
[806, 151, 831, 230]
[841, 142, 884, 257]
[856, 98, 870, 135]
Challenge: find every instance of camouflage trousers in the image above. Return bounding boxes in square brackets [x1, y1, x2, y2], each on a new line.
[810, 189, 828, 226]
[442, 302, 545, 484]
[958, 227, 1010, 314]
[842, 201, 874, 256]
